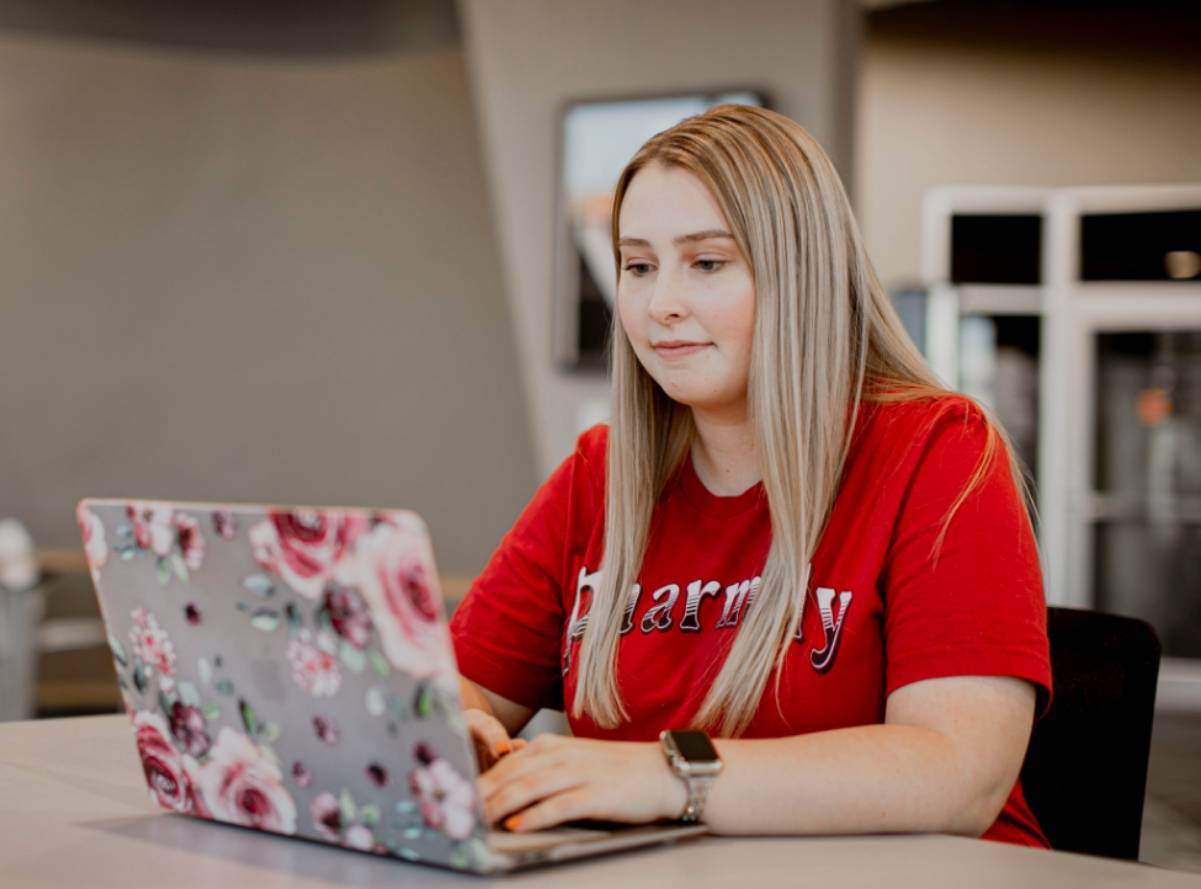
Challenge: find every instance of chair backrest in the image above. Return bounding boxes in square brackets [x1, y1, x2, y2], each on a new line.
[1019, 606, 1161, 861]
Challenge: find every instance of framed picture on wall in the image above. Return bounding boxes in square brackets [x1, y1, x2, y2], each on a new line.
[552, 88, 770, 371]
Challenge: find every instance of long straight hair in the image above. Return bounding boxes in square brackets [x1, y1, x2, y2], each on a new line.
[569, 104, 1033, 737]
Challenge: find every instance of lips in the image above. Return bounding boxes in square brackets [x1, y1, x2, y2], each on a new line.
[653, 341, 712, 359]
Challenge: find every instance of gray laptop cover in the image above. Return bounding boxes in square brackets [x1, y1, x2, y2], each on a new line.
[78, 498, 512, 871]
[77, 498, 705, 874]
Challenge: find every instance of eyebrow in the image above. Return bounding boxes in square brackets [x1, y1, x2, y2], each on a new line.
[616, 229, 735, 248]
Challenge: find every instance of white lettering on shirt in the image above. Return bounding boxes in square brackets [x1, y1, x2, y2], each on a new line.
[716, 576, 761, 628]
[809, 587, 854, 672]
[562, 566, 601, 675]
[640, 584, 680, 633]
[560, 566, 852, 676]
[679, 579, 722, 632]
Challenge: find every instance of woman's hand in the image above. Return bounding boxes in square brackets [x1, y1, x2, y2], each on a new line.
[477, 734, 687, 832]
[463, 708, 527, 772]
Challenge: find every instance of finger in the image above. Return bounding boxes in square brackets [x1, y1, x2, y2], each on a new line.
[484, 765, 585, 827]
[477, 737, 563, 798]
[463, 711, 514, 768]
[489, 736, 525, 771]
[468, 732, 497, 772]
[505, 787, 594, 833]
[488, 736, 528, 764]
[471, 735, 495, 773]
[465, 710, 513, 755]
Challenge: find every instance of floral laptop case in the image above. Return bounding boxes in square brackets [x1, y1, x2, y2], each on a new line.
[77, 498, 501, 872]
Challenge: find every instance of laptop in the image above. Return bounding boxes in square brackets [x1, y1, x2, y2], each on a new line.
[77, 498, 706, 873]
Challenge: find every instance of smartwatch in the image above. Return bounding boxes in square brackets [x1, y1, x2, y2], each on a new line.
[659, 729, 723, 823]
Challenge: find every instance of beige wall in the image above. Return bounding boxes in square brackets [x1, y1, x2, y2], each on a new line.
[17, 1, 1195, 573]
[857, 3, 1201, 288]
[0, 32, 536, 573]
[458, 0, 861, 475]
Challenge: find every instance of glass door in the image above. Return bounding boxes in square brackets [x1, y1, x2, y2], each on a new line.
[958, 312, 1042, 516]
[1091, 330, 1201, 660]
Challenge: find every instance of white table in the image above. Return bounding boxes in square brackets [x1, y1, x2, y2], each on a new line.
[2, 715, 1198, 888]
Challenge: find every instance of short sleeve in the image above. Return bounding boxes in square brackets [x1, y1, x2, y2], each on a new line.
[449, 427, 604, 711]
[881, 401, 1052, 718]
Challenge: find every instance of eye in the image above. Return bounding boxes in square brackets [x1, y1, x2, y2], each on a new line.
[623, 262, 654, 276]
[694, 258, 727, 273]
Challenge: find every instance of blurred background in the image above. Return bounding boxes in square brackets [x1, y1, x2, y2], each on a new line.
[0, 0, 1198, 872]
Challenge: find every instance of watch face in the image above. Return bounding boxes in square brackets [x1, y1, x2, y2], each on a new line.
[670, 730, 719, 763]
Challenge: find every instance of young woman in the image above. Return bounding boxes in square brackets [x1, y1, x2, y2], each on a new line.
[449, 104, 1051, 846]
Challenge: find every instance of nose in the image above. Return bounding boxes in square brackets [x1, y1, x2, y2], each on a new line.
[646, 267, 688, 325]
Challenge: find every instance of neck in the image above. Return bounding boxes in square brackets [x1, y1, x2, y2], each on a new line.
[689, 403, 760, 497]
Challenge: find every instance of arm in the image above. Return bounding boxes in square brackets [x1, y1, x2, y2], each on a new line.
[479, 674, 1035, 836]
[459, 674, 537, 771]
[459, 674, 535, 737]
[702, 675, 1035, 836]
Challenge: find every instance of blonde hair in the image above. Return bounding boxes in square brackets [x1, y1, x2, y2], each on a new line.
[570, 104, 1033, 737]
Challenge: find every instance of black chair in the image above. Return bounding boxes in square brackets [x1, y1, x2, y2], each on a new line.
[1019, 606, 1162, 861]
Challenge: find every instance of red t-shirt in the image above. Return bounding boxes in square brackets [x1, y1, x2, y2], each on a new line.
[450, 395, 1052, 847]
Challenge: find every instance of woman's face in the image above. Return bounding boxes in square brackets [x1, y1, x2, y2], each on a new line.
[616, 163, 756, 419]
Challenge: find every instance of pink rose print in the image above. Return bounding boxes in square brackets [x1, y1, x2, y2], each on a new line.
[174, 513, 206, 571]
[343, 824, 375, 851]
[76, 503, 108, 568]
[366, 763, 388, 787]
[133, 711, 206, 816]
[291, 761, 312, 788]
[198, 728, 297, 834]
[127, 503, 176, 556]
[355, 523, 452, 678]
[168, 701, 211, 758]
[409, 743, 477, 841]
[313, 715, 339, 746]
[126, 503, 207, 571]
[310, 791, 343, 841]
[129, 607, 176, 676]
[324, 584, 373, 650]
[286, 631, 342, 697]
[249, 511, 367, 600]
[212, 510, 237, 540]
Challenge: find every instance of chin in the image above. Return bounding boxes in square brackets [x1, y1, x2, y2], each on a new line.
[651, 376, 697, 403]
[655, 383, 728, 412]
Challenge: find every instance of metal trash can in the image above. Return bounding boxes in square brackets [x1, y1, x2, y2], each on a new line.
[0, 576, 48, 722]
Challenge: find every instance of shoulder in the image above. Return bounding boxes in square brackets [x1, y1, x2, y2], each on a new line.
[850, 393, 1007, 503]
[555, 423, 608, 503]
[574, 423, 609, 463]
[865, 392, 986, 434]
[859, 393, 993, 460]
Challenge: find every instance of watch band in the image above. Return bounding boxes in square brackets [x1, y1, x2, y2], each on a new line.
[659, 730, 722, 823]
[678, 773, 716, 823]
